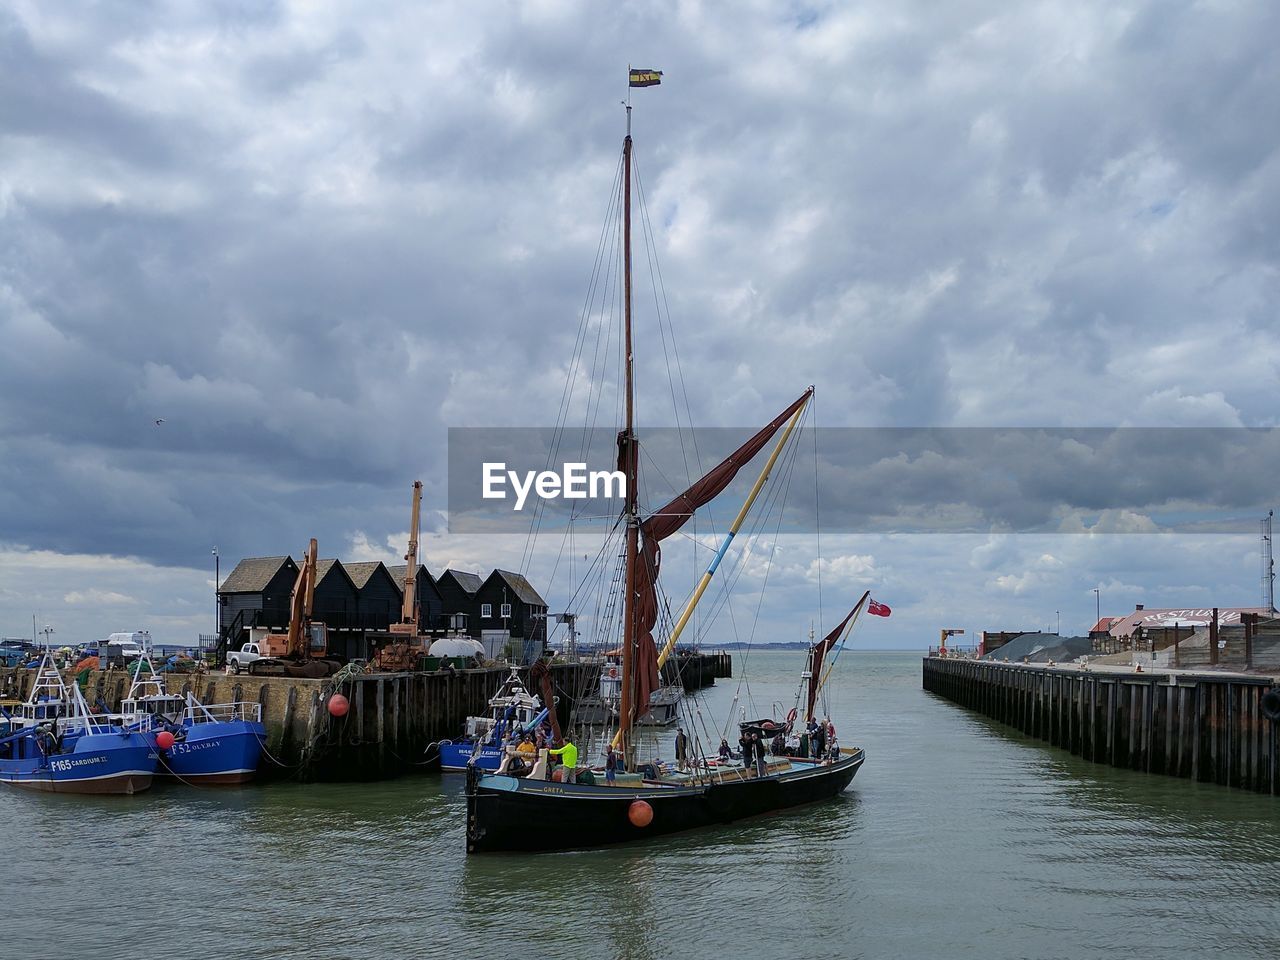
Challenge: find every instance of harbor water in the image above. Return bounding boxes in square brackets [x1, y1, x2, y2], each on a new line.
[4, 650, 1279, 959]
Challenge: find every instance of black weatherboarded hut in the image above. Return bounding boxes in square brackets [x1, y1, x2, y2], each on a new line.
[437, 569, 484, 636]
[344, 561, 402, 632]
[217, 556, 300, 657]
[477, 569, 548, 649]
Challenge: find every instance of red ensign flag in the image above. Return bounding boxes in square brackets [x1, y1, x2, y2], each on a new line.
[868, 599, 892, 617]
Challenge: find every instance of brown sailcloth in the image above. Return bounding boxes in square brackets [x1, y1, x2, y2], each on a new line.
[620, 389, 813, 717]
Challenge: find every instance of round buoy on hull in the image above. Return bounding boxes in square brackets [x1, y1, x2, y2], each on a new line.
[155, 730, 175, 750]
[628, 799, 654, 828]
[328, 694, 350, 718]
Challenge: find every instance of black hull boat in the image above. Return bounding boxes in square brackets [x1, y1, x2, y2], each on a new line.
[465, 748, 865, 853]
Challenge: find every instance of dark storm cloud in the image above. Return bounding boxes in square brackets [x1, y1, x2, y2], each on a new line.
[446, 426, 1280, 533]
[0, 0, 1277, 616]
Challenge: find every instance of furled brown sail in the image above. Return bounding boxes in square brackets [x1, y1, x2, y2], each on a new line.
[622, 389, 812, 718]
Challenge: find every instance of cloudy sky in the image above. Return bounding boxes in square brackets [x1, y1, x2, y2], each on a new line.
[1, 0, 1277, 648]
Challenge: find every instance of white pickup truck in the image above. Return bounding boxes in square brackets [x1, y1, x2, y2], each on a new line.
[227, 642, 263, 673]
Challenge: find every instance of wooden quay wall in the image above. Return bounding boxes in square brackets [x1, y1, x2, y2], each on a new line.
[922, 657, 1279, 796]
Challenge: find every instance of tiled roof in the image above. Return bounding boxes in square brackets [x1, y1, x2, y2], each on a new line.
[219, 556, 294, 594]
[443, 569, 484, 595]
[343, 561, 393, 590]
[387, 564, 430, 583]
[487, 569, 546, 607]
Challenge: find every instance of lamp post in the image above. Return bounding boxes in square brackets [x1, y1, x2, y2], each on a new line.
[212, 547, 220, 642]
[1056, 610, 1060, 635]
[1094, 588, 1100, 625]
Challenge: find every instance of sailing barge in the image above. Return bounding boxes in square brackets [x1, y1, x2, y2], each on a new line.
[465, 74, 866, 853]
[465, 750, 864, 853]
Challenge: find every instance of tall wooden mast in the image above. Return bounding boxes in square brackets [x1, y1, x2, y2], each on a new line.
[619, 103, 639, 762]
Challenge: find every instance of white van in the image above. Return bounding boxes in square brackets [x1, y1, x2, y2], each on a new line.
[104, 631, 150, 660]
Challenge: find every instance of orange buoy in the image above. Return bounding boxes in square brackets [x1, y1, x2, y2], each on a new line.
[628, 799, 654, 828]
[608, 667, 618, 678]
[328, 694, 350, 717]
[155, 730, 175, 750]
[551, 768, 565, 782]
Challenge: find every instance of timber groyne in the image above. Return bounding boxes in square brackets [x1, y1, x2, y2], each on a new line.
[668, 650, 732, 690]
[922, 657, 1279, 796]
[0, 650, 731, 782]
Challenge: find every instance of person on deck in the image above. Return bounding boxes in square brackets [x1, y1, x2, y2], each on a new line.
[828, 733, 840, 762]
[771, 732, 785, 756]
[674, 726, 688, 772]
[547, 738, 578, 785]
[814, 719, 827, 758]
[738, 731, 752, 771]
[605, 746, 618, 784]
[718, 738, 731, 762]
[516, 735, 537, 758]
[753, 733, 767, 776]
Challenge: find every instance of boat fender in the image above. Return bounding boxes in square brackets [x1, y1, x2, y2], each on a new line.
[1262, 688, 1280, 723]
[628, 800, 654, 828]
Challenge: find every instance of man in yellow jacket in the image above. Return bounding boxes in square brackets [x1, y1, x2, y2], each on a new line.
[547, 738, 578, 784]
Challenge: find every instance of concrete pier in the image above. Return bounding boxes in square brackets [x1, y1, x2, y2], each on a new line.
[922, 657, 1279, 796]
[0, 650, 732, 782]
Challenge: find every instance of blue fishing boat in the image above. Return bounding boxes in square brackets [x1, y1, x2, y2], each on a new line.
[119, 654, 266, 785]
[0, 651, 157, 795]
[438, 668, 548, 772]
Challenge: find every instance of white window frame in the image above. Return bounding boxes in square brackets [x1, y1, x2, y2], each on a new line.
[500, 603, 512, 619]
[481, 603, 493, 618]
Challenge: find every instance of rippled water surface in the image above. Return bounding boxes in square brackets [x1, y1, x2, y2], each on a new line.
[5, 651, 1279, 959]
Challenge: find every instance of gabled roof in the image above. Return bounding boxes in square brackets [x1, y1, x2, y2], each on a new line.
[1088, 617, 1120, 634]
[441, 569, 484, 595]
[314, 559, 357, 592]
[343, 561, 397, 590]
[219, 556, 296, 594]
[485, 569, 547, 607]
[387, 563, 434, 584]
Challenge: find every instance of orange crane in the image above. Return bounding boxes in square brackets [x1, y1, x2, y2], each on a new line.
[377, 481, 428, 671]
[250, 538, 341, 678]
